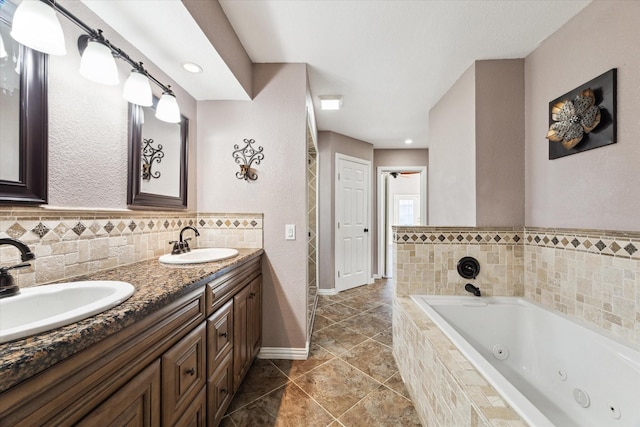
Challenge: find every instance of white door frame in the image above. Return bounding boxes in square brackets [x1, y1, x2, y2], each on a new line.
[377, 166, 427, 278]
[335, 153, 372, 291]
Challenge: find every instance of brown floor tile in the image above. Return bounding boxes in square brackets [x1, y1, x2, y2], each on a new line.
[367, 303, 393, 322]
[231, 382, 335, 427]
[338, 386, 422, 427]
[384, 372, 411, 400]
[338, 312, 391, 337]
[271, 343, 335, 379]
[315, 302, 361, 322]
[294, 358, 380, 418]
[218, 415, 237, 427]
[313, 313, 335, 332]
[372, 327, 393, 347]
[227, 359, 289, 412]
[313, 323, 369, 355]
[340, 339, 397, 382]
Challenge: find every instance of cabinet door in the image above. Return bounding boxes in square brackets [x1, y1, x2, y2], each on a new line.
[174, 386, 206, 427]
[78, 360, 160, 427]
[248, 276, 262, 359]
[233, 284, 251, 390]
[207, 299, 233, 379]
[162, 322, 206, 427]
[207, 352, 233, 427]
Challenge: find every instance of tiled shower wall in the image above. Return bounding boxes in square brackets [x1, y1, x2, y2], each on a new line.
[0, 207, 262, 288]
[394, 225, 640, 426]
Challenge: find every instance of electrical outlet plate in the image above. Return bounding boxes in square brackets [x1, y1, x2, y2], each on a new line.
[285, 224, 295, 240]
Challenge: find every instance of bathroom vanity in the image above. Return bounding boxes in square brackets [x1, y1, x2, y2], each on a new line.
[0, 248, 263, 427]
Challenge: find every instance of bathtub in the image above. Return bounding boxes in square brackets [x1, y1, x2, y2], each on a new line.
[411, 295, 640, 427]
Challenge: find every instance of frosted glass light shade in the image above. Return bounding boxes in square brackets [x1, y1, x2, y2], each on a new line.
[10, 0, 66, 56]
[123, 70, 152, 106]
[79, 39, 119, 85]
[155, 91, 181, 123]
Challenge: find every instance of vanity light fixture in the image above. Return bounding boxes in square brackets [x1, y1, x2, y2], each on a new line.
[182, 62, 203, 74]
[9, 0, 181, 122]
[319, 95, 343, 111]
[9, 0, 66, 56]
[155, 86, 181, 123]
[123, 67, 153, 107]
[78, 34, 119, 85]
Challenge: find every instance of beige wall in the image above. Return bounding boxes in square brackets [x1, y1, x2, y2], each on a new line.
[197, 63, 309, 349]
[525, 0, 640, 231]
[475, 60, 524, 227]
[428, 64, 476, 226]
[317, 131, 373, 290]
[372, 149, 428, 274]
[48, 1, 198, 210]
[428, 59, 525, 227]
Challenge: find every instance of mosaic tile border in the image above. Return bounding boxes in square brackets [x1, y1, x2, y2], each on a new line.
[0, 208, 262, 242]
[394, 226, 640, 261]
[524, 227, 640, 260]
[394, 227, 523, 246]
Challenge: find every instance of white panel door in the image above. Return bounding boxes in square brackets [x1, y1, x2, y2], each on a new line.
[336, 155, 370, 291]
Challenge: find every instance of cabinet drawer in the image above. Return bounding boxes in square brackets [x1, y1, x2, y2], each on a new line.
[207, 299, 233, 378]
[162, 322, 206, 426]
[174, 386, 206, 427]
[207, 352, 233, 427]
[78, 360, 160, 426]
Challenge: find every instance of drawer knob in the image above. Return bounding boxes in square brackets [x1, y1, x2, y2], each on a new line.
[186, 368, 195, 376]
[221, 388, 228, 394]
[219, 332, 228, 338]
[249, 292, 256, 299]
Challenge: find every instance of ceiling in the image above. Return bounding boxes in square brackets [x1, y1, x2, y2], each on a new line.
[85, 0, 591, 149]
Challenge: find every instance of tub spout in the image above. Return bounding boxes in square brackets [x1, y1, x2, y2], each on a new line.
[465, 283, 481, 297]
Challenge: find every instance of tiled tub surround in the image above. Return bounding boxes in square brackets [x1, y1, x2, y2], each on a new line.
[0, 207, 263, 289]
[393, 227, 525, 297]
[393, 226, 640, 427]
[0, 248, 263, 393]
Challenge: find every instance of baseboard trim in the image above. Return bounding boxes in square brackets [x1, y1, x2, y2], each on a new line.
[258, 345, 309, 360]
[317, 288, 338, 296]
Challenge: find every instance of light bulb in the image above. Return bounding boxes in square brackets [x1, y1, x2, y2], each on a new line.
[123, 69, 152, 106]
[10, 0, 66, 55]
[79, 39, 119, 85]
[155, 90, 181, 123]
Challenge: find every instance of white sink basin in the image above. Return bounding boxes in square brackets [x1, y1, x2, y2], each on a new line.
[159, 248, 239, 265]
[0, 281, 134, 344]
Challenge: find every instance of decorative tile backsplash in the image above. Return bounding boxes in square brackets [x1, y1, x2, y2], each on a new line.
[0, 207, 263, 288]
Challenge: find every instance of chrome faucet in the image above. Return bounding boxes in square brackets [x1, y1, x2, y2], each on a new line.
[169, 226, 200, 255]
[0, 238, 36, 299]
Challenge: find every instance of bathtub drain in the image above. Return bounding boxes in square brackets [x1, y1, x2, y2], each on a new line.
[492, 344, 509, 360]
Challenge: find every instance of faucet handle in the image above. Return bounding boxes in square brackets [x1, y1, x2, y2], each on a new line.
[183, 238, 192, 252]
[169, 240, 182, 255]
[0, 262, 31, 273]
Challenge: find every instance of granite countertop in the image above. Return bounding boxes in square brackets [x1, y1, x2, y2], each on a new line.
[0, 248, 263, 394]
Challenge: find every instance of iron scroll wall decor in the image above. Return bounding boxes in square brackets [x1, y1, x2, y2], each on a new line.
[233, 138, 264, 181]
[141, 138, 164, 180]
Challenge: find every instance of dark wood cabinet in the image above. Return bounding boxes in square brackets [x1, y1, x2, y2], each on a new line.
[78, 360, 161, 427]
[0, 254, 262, 427]
[162, 322, 206, 426]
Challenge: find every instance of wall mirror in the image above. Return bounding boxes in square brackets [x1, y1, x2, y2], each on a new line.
[0, 4, 48, 205]
[127, 99, 188, 209]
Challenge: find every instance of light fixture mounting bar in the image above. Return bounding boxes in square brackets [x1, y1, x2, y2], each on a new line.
[45, 0, 173, 94]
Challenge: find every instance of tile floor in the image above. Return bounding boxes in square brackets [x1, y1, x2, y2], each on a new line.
[220, 279, 422, 427]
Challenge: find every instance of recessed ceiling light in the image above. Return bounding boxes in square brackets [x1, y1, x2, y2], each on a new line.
[405, 139, 413, 144]
[182, 62, 203, 73]
[319, 95, 343, 110]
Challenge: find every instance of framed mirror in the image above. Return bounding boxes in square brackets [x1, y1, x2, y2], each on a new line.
[0, 7, 48, 205]
[127, 99, 188, 209]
